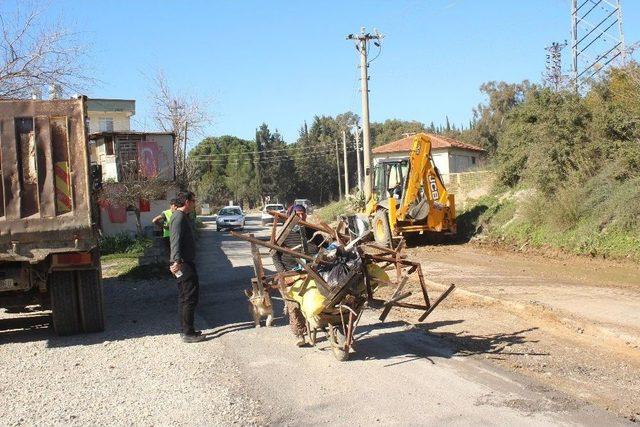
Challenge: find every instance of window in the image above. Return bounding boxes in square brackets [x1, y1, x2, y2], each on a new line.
[99, 117, 114, 132]
[104, 135, 114, 155]
[471, 156, 476, 165]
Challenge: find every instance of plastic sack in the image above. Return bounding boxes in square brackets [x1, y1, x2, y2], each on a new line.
[316, 247, 362, 290]
[285, 278, 326, 318]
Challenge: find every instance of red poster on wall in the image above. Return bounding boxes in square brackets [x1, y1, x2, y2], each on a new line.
[138, 140, 161, 178]
[139, 199, 150, 212]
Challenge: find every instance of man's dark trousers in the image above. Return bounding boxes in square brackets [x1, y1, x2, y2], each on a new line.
[176, 261, 199, 335]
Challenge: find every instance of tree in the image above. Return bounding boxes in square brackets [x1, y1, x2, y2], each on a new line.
[150, 69, 212, 184]
[0, 3, 93, 98]
[461, 81, 531, 154]
[370, 119, 426, 146]
[188, 135, 254, 207]
[294, 116, 341, 203]
[254, 124, 296, 205]
[224, 147, 256, 207]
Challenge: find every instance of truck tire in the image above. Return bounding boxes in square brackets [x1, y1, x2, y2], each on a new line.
[49, 271, 81, 336]
[372, 209, 392, 246]
[76, 269, 105, 333]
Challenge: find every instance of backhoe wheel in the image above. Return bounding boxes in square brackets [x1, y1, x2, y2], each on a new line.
[49, 271, 81, 336]
[76, 269, 105, 333]
[372, 209, 392, 246]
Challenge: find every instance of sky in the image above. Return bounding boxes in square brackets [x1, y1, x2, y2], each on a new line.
[32, 1, 640, 146]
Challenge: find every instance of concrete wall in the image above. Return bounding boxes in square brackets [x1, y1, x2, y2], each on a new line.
[372, 147, 482, 175]
[87, 111, 132, 134]
[446, 148, 483, 174]
[92, 133, 175, 182]
[99, 187, 179, 236]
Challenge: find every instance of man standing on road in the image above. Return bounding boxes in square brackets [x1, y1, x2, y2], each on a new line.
[169, 191, 205, 343]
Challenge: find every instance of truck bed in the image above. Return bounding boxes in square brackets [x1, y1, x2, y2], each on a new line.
[0, 98, 95, 263]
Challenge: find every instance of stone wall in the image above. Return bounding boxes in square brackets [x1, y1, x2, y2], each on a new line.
[441, 170, 495, 209]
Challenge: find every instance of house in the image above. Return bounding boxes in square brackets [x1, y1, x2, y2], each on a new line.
[86, 98, 135, 133]
[372, 133, 486, 176]
[89, 131, 177, 236]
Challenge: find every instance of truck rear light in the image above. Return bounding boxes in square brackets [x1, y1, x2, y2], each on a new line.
[52, 252, 92, 267]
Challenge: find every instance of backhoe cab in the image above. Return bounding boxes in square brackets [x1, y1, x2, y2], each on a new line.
[366, 133, 456, 244]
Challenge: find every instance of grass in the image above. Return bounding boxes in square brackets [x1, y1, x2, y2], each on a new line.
[101, 252, 168, 280]
[459, 172, 640, 262]
[100, 233, 167, 280]
[98, 233, 152, 256]
[315, 198, 354, 223]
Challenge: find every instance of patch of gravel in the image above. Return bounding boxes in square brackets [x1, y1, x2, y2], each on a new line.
[0, 276, 264, 426]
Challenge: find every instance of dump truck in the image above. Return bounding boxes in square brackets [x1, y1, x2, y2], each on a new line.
[0, 97, 104, 335]
[366, 133, 456, 244]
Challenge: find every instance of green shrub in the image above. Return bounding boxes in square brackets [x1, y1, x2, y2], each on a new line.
[99, 233, 152, 256]
[316, 199, 353, 223]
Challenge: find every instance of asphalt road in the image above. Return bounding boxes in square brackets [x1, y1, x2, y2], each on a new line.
[195, 214, 627, 425]
[0, 214, 631, 426]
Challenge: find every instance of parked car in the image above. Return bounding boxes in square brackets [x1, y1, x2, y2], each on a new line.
[294, 198, 314, 214]
[261, 203, 286, 225]
[216, 206, 245, 232]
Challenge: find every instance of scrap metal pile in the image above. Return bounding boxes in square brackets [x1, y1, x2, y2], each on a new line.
[230, 210, 455, 361]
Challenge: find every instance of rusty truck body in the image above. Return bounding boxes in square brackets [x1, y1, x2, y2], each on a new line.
[0, 97, 104, 335]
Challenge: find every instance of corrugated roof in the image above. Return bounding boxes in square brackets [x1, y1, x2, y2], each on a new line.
[372, 133, 485, 154]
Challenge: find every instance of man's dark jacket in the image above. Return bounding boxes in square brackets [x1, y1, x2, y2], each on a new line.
[169, 210, 196, 263]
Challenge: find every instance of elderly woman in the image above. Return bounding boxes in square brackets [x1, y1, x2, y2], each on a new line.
[271, 204, 321, 347]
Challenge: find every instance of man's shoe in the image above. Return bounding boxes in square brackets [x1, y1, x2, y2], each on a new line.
[181, 332, 205, 343]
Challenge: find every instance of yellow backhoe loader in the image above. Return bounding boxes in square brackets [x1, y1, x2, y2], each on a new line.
[365, 133, 456, 244]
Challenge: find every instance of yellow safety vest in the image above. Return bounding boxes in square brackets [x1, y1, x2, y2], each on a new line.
[163, 209, 173, 238]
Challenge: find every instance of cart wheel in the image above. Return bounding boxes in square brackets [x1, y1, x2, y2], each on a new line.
[329, 325, 349, 362]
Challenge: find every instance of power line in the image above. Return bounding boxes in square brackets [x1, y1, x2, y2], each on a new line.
[189, 145, 344, 162]
[187, 141, 341, 158]
[189, 147, 358, 165]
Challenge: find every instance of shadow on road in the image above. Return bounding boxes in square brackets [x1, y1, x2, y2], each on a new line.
[344, 320, 546, 364]
[0, 220, 261, 347]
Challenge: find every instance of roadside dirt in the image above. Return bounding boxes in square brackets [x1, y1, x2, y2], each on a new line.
[385, 242, 640, 422]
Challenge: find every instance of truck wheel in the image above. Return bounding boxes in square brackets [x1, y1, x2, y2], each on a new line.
[76, 269, 105, 333]
[372, 210, 392, 246]
[49, 271, 81, 336]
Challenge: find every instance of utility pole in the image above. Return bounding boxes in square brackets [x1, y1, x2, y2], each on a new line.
[334, 139, 342, 199]
[353, 125, 363, 192]
[544, 41, 567, 91]
[347, 27, 383, 199]
[342, 130, 349, 196]
[183, 121, 188, 180]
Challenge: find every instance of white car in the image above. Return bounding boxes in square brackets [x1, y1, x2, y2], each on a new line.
[261, 203, 286, 225]
[216, 206, 245, 232]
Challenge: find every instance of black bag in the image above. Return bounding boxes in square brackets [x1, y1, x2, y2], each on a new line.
[317, 248, 361, 290]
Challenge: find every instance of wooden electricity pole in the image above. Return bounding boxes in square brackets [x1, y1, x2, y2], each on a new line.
[347, 27, 383, 199]
[342, 129, 349, 196]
